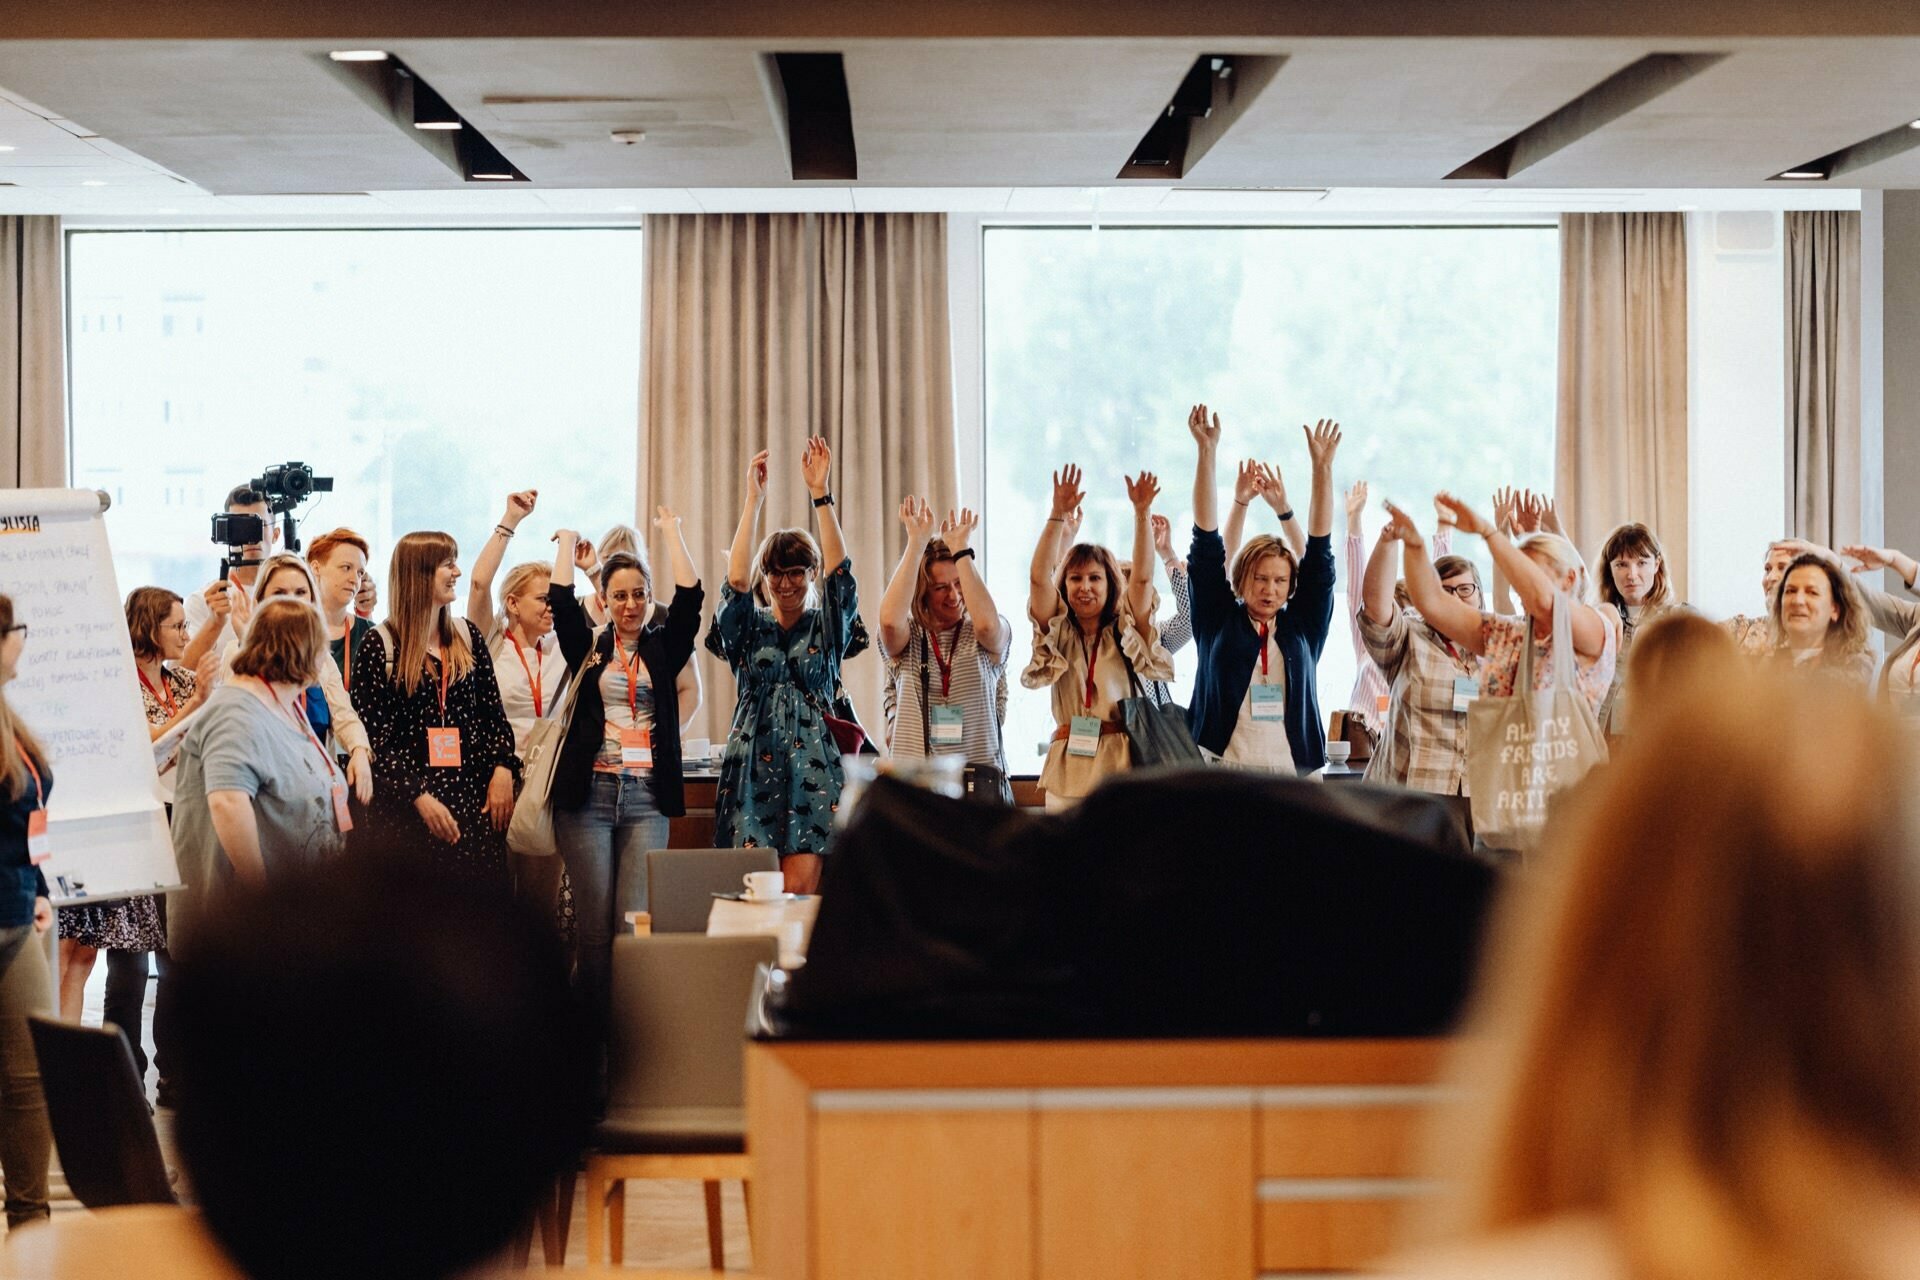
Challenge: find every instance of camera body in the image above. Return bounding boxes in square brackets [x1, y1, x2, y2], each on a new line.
[209, 460, 335, 576]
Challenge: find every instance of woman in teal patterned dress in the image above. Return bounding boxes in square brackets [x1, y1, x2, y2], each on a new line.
[711, 438, 858, 894]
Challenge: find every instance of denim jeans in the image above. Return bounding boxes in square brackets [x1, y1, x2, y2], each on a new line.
[554, 772, 669, 1036]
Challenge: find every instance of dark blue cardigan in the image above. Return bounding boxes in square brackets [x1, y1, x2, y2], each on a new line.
[1187, 526, 1335, 772]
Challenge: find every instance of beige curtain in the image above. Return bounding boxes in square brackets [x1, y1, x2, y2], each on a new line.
[1554, 213, 1689, 597]
[641, 213, 957, 744]
[1785, 210, 1862, 546]
[0, 216, 66, 488]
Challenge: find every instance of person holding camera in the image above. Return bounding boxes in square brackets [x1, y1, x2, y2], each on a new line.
[183, 483, 279, 668]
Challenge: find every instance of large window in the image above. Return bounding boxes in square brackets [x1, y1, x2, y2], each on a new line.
[981, 225, 1559, 767]
[68, 228, 645, 601]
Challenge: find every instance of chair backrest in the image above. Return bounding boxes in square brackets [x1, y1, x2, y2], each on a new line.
[28, 1016, 176, 1208]
[607, 935, 777, 1112]
[644, 847, 780, 933]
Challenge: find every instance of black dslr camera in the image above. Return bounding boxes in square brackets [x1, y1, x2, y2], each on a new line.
[210, 461, 335, 576]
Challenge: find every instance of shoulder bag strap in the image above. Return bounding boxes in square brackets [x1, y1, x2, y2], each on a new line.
[1113, 619, 1145, 701]
[918, 627, 932, 752]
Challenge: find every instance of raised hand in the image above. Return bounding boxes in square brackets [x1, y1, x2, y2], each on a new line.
[1513, 491, 1544, 534]
[1126, 471, 1161, 513]
[940, 507, 980, 553]
[1150, 513, 1174, 561]
[1381, 500, 1423, 547]
[1050, 465, 1086, 519]
[1256, 462, 1292, 514]
[1188, 403, 1221, 451]
[1491, 486, 1520, 535]
[800, 435, 833, 498]
[1345, 481, 1369, 523]
[230, 584, 253, 630]
[1839, 544, 1893, 571]
[573, 536, 597, 571]
[1303, 419, 1343, 469]
[1435, 492, 1492, 538]
[1536, 492, 1564, 536]
[652, 505, 682, 532]
[745, 449, 769, 501]
[898, 496, 935, 541]
[1234, 459, 1261, 506]
[1062, 505, 1084, 543]
[204, 580, 231, 620]
[501, 489, 537, 530]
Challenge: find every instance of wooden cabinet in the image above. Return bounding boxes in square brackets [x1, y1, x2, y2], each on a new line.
[747, 1040, 1448, 1280]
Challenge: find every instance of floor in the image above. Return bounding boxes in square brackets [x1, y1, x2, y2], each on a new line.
[56, 957, 757, 1271]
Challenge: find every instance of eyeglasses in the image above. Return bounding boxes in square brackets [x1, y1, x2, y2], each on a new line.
[0, 624, 25, 638]
[764, 567, 810, 585]
[1440, 582, 1480, 600]
[606, 588, 651, 605]
[163, 621, 192, 634]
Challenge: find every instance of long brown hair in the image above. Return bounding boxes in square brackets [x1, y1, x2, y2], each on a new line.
[910, 538, 962, 635]
[1426, 669, 1920, 1277]
[385, 532, 474, 695]
[0, 594, 44, 802]
[1770, 553, 1870, 663]
[1598, 522, 1675, 611]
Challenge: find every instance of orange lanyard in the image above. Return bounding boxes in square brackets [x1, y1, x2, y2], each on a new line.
[928, 626, 957, 699]
[508, 633, 544, 718]
[436, 650, 450, 726]
[1080, 630, 1100, 709]
[139, 667, 177, 718]
[340, 620, 353, 691]
[16, 745, 43, 811]
[619, 640, 644, 720]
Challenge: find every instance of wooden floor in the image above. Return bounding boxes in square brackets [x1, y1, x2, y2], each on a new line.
[56, 960, 758, 1272]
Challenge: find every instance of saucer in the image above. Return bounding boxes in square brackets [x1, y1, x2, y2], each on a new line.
[713, 891, 810, 903]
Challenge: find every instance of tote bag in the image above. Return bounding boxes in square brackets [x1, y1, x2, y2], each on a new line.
[506, 662, 587, 857]
[1115, 637, 1206, 769]
[1466, 595, 1608, 853]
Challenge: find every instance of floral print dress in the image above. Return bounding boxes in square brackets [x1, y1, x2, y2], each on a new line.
[709, 560, 858, 858]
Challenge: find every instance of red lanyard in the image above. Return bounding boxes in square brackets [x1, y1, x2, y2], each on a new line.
[1258, 622, 1270, 677]
[509, 633, 544, 718]
[1440, 636, 1464, 666]
[928, 626, 957, 700]
[139, 667, 177, 718]
[16, 745, 43, 811]
[287, 690, 339, 781]
[1081, 630, 1101, 710]
[436, 649, 450, 726]
[619, 640, 644, 720]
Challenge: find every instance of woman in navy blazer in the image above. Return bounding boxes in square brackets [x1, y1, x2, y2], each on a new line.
[1184, 404, 1340, 773]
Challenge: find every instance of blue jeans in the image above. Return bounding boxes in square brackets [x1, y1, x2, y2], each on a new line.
[554, 772, 669, 1034]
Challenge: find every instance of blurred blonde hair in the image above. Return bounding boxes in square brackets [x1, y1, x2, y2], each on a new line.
[1424, 669, 1920, 1278]
[250, 553, 322, 607]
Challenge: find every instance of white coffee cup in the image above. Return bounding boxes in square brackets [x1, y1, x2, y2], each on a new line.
[1325, 741, 1353, 766]
[685, 736, 712, 762]
[742, 870, 785, 901]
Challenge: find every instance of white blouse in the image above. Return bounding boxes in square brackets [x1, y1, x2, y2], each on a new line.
[492, 631, 569, 758]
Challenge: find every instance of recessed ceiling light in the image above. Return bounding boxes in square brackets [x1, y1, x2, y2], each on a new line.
[415, 121, 463, 131]
[81, 180, 107, 187]
[1910, 119, 1920, 129]
[471, 172, 515, 180]
[329, 50, 389, 62]
[1776, 170, 1826, 180]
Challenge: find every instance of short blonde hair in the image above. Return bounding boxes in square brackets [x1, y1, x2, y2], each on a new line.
[1428, 669, 1920, 1276]
[231, 597, 327, 686]
[1229, 535, 1298, 604]
[498, 562, 551, 613]
[1515, 532, 1594, 605]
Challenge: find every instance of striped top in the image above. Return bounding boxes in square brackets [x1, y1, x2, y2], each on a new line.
[884, 614, 1011, 770]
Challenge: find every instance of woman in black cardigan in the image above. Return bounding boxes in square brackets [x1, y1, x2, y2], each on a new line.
[547, 512, 704, 1037]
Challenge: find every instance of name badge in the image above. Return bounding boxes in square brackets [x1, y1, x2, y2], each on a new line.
[331, 782, 354, 834]
[1067, 715, 1102, 758]
[1250, 685, 1286, 722]
[427, 727, 463, 768]
[929, 704, 965, 748]
[25, 811, 49, 866]
[1452, 677, 1480, 714]
[620, 726, 653, 768]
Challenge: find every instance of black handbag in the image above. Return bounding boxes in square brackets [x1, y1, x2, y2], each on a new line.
[1114, 630, 1206, 768]
[919, 629, 1015, 806]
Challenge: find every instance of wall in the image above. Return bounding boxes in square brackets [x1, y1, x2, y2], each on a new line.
[1868, 191, 1920, 569]
[1685, 210, 1786, 620]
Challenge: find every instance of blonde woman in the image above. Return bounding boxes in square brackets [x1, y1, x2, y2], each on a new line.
[1387, 669, 1920, 1280]
[351, 532, 518, 886]
[230, 553, 373, 807]
[0, 593, 56, 1228]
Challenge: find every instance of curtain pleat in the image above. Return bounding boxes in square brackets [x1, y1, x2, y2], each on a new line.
[0, 216, 67, 489]
[1785, 211, 1862, 546]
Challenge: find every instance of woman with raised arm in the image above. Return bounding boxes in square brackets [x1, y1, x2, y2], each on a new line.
[1358, 506, 1484, 799]
[1345, 480, 1453, 720]
[1185, 407, 1340, 774]
[1826, 542, 1920, 704]
[710, 440, 858, 894]
[1222, 458, 1307, 565]
[463, 489, 538, 639]
[1766, 552, 1874, 689]
[546, 511, 704, 1041]
[1021, 464, 1174, 811]
[879, 498, 1012, 775]
[351, 533, 519, 887]
[1388, 494, 1617, 716]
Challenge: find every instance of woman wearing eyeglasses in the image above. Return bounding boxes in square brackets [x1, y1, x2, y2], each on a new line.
[545, 513, 704, 1039]
[350, 532, 519, 887]
[0, 595, 58, 1229]
[710, 440, 858, 894]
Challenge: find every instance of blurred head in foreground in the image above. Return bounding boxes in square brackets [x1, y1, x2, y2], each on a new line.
[1621, 608, 1735, 712]
[1433, 667, 1920, 1278]
[170, 862, 591, 1280]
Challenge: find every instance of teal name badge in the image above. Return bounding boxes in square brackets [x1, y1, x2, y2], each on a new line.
[930, 703, 965, 747]
[1068, 715, 1102, 757]
[1250, 684, 1286, 721]
[1452, 677, 1480, 714]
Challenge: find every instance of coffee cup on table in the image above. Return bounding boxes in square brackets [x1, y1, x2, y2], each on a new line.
[1325, 741, 1352, 767]
[742, 871, 785, 901]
